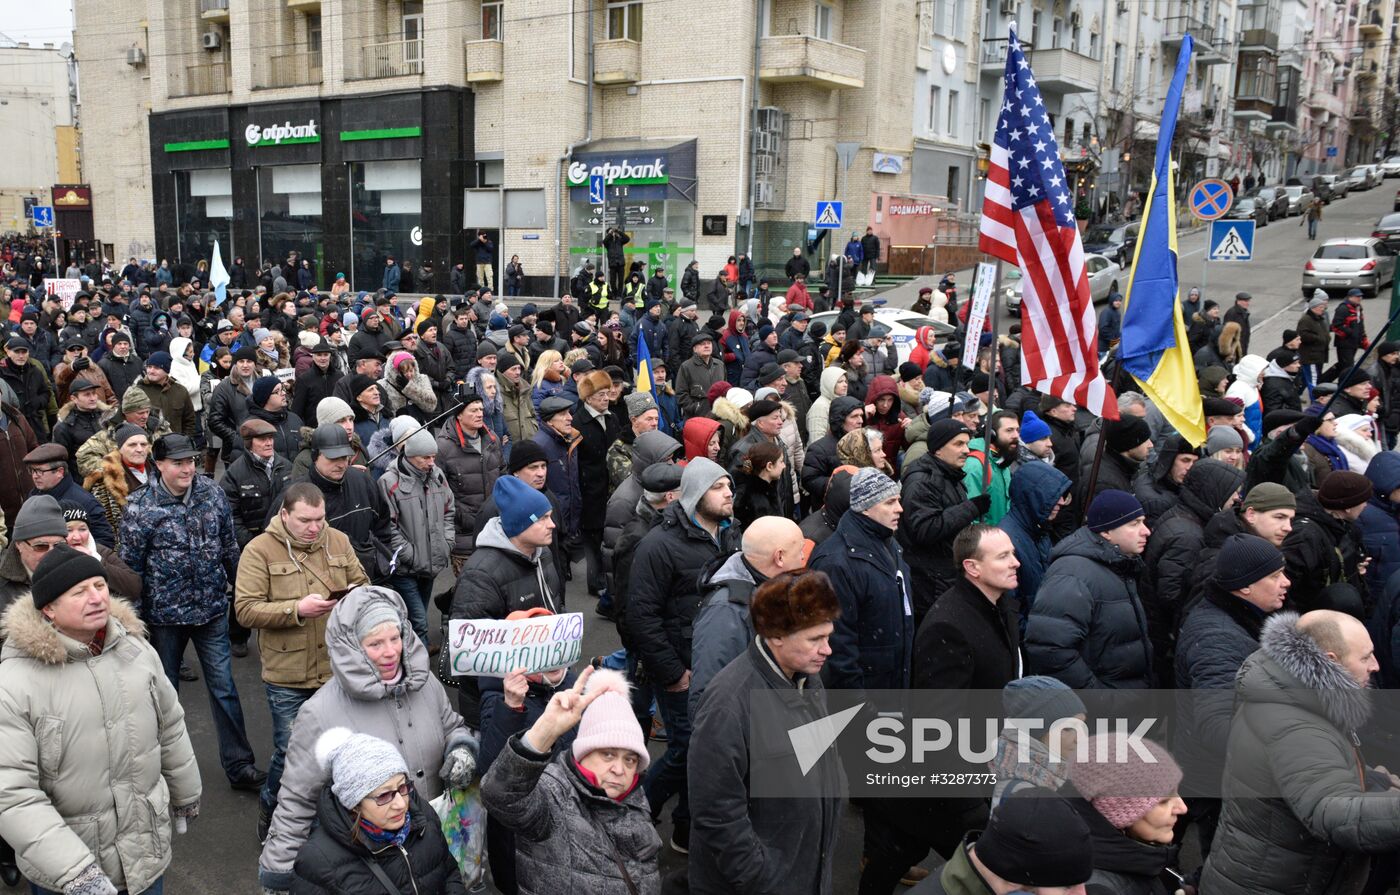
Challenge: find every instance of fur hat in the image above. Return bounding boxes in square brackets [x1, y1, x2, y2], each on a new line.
[578, 370, 614, 401]
[750, 570, 841, 639]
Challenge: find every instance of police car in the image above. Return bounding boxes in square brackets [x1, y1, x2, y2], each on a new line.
[805, 305, 956, 366]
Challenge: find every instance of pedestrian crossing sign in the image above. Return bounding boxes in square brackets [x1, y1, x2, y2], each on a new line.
[1208, 219, 1254, 262]
[815, 201, 843, 229]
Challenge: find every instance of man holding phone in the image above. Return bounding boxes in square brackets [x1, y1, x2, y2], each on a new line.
[235, 481, 369, 842]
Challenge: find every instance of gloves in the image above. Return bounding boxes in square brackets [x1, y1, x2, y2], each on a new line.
[440, 743, 478, 788]
[1294, 412, 1323, 438]
[969, 493, 993, 515]
[172, 800, 199, 834]
[63, 864, 118, 895]
[71, 356, 91, 372]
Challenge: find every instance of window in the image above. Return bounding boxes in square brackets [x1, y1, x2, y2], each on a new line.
[607, 0, 643, 41]
[482, 0, 502, 40]
[1071, 21, 1081, 52]
[1031, 10, 1042, 46]
[947, 166, 961, 202]
[928, 85, 941, 133]
[1113, 42, 1123, 89]
[815, 1, 833, 39]
[402, 1, 423, 69]
[1064, 118, 1074, 147]
[980, 98, 992, 140]
[947, 89, 960, 137]
[1052, 17, 1062, 47]
[1090, 31, 1099, 58]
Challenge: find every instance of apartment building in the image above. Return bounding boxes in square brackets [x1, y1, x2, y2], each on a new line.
[0, 41, 82, 237]
[75, 0, 923, 292]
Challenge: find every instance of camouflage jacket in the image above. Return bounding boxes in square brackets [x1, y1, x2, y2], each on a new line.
[606, 437, 636, 493]
[119, 473, 240, 625]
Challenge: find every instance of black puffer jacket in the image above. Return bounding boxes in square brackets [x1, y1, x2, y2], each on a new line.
[442, 323, 477, 380]
[436, 419, 505, 555]
[290, 788, 466, 895]
[207, 375, 252, 460]
[1282, 489, 1369, 616]
[1025, 526, 1153, 689]
[897, 452, 981, 622]
[1201, 612, 1400, 895]
[451, 517, 563, 623]
[602, 431, 681, 564]
[1080, 448, 1141, 506]
[219, 451, 293, 548]
[800, 396, 861, 505]
[1131, 435, 1195, 528]
[1261, 366, 1302, 415]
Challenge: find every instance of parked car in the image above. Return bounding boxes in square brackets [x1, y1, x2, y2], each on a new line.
[1318, 174, 1351, 199]
[1348, 166, 1380, 190]
[1251, 187, 1290, 220]
[1005, 252, 1122, 313]
[1281, 184, 1315, 214]
[1081, 220, 1139, 266]
[1394, 186, 1400, 212]
[1224, 196, 1270, 227]
[805, 306, 955, 364]
[1301, 237, 1398, 297]
[1382, 156, 1400, 178]
[1372, 212, 1400, 252]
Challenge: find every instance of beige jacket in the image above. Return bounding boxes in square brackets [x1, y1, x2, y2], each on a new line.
[234, 515, 369, 688]
[0, 597, 201, 892]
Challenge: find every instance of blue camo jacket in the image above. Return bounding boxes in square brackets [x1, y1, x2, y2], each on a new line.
[119, 474, 240, 625]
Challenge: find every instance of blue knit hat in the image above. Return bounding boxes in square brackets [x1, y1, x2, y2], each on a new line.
[1019, 410, 1051, 444]
[1002, 675, 1086, 722]
[251, 375, 281, 408]
[494, 475, 553, 538]
[145, 350, 172, 373]
[1086, 489, 1145, 533]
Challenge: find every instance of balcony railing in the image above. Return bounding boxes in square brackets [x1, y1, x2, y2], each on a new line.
[464, 38, 504, 82]
[593, 38, 642, 85]
[758, 34, 866, 89]
[977, 41, 1099, 91]
[348, 36, 423, 81]
[1268, 102, 1299, 130]
[171, 60, 229, 96]
[199, 0, 229, 19]
[256, 51, 322, 89]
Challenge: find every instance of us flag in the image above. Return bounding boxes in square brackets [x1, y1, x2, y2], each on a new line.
[978, 27, 1117, 419]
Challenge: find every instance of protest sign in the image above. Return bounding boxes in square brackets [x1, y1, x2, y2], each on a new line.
[43, 278, 82, 311]
[447, 612, 584, 677]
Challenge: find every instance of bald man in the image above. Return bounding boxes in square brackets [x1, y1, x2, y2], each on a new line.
[1202, 609, 1400, 895]
[689, 516, 807, 713]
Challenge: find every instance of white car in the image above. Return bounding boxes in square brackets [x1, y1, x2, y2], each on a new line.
[804, 306, 956, 365]
[1005, 252, 1123, 312]
[1347, 166, 1378, 190]
[1382, 156, 1400, 178]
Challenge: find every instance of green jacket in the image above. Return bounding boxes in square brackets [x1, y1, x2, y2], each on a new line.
[914, 837, 994, 894]
[962, 437, 1011, 525]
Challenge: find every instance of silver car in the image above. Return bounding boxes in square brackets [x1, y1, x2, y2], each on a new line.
[1281, 184, 1314, 215]
[1301, 237, 1397, 297]
[1005, 252, 1122, 312]
[1318, 174, 1351, 199]
[1348, 166, 1379, 190]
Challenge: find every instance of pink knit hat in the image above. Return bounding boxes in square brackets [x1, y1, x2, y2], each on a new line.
[390, 351, 415, 370]
[571, 669, 648, 772]
[1069, 735, 1182, 829]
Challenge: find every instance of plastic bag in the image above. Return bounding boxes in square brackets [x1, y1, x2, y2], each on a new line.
[428, 782, 486, 888]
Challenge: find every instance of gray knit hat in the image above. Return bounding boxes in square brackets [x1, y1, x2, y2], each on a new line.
[13, 495, 68, 543]
[315, 727, 408, 809]
[849, 467, 900, 514]
[1204, 425, 1244, 455]
[402, 430, 437, 458]
[354, 590, 402, 643]
[1002, 675, 1086, 723]
[315, 396, 355, 427]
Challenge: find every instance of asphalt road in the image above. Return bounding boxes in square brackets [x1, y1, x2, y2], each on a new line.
[114, 183, 1400, 893]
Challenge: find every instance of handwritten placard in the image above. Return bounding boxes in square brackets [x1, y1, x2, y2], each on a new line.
[447, 613, 584, 677]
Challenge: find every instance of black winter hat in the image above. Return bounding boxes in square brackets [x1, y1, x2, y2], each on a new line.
[32, 543, 107, 611]
[1105, 416, 1151, 453]
[975, 796, 1094, 887]
[507, 439, 548, 473]
[1216, 533, 1285, 591]
[1318, 470, 1373, 510]
[926, 418, 972, 452]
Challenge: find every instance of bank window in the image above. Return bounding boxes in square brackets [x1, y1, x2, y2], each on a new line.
[482, 0, 502, 40]
[815, 1, 833, 39]
[928, 85, 941, 133]
[947, 89, 959, 137]
[608, 0, 643, 41]
[349, 159, 421, 291]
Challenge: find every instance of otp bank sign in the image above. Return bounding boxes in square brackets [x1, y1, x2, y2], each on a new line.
[567, 157, 668, 186]
[245, 120, 320, 147]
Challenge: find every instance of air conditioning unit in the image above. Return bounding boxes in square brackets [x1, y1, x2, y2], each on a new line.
[1000, 0, 1016, 15]
[755, 182, 775, 206]
[757, 106, 784, 133]
[1070, 8, 1083, 26]
[1116, 0, 1128, 11]
[126, 46, 146, 66]
[754, 155, 774, 175]
[755, 131, 772, 152]
[201, 30, 222, 50]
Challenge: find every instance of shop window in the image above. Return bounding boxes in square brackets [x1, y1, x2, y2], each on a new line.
[814, 1, 833, 39]
[482, 0, 503, 40]
[174, 169, 232, 267]
[257, 165, 324, 289]
[349, 160, 422, 291]
[607, 0, 643, 41]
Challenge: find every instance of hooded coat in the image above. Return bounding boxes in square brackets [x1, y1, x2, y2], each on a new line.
[806, 366, 847, 444]
[1361, 451, 1400, 594]
[258, 587, 473, 891]
[1025, 526, 1154, 689]
[602, 431, 682, 563]
[688, 552, 767, 714]
[1282, 490, 1369, 615]
[1200, 612, 1400, 895]
[1261, 359, 1302, 415]
[864, 375, 906, 460]
[800, 396, 861, 506]
[999, 461, 1072, 616]
[682, 416, 721, 463]
[0, 598, 201, 894]
[1131, 436, 1195, 528]
[898, 451, 982, 621]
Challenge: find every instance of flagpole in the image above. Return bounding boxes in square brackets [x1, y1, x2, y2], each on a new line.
[983, 264, 1002, 490]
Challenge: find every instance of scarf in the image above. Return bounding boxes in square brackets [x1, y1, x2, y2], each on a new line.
[123, 458, 149, 485]
[989, 727, 1070, 795]
[358, 814, 411, 849]
[572, 760, 640, 803]
[1306, 433, 1349, 471]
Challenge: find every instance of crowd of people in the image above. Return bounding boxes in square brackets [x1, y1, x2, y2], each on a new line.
[6, 228, 1400, 895]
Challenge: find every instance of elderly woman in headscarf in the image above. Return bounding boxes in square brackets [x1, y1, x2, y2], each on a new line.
[466, 367, 510, 450]
[258, 586, 477, 894]
[380, 351, 438, 424]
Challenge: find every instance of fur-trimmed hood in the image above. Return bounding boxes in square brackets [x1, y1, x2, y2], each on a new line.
[1249, 611, 1372, 733]
[0, 596, 145, 666]
[56, 399, 111, 423]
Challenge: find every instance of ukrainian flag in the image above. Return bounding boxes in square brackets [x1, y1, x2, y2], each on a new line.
[634, 329, 669, 432]
[1119, 35, 1207, 446]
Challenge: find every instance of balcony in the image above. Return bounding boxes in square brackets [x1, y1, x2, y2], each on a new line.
[1022, 47, 1100, 93]
[1357, 59, 1380, 81]
[1308, 91, 1345, 118]
[1267, 102, 1299, 133]
[1361, 9, 1384, 36]
[199, 0, 229, 23]
[464, 38, 503, 82]
[286, 0, 319, 9]
[348, 36, 423, 81]
[1238, 27, 1279, 53]
[1163, 17, 1230, 64]
[255, 51, 321, 89]
[1233, 95, 1274, 121]
[171, 60, 229, 97]
[758, 35, 866, 89]
[593, 38, 640, 84]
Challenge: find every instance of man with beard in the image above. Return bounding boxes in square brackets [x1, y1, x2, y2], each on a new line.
[625, 458, 740, 854]
[962, 410, 1019, 525]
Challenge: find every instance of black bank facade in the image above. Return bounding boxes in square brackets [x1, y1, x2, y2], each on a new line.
[149, 88, 473, 294]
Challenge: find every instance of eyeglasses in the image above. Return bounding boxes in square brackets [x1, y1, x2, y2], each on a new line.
[369, 781, 412, 806]
[25, 540, 64, 554]
[28, 465, 64, 475]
